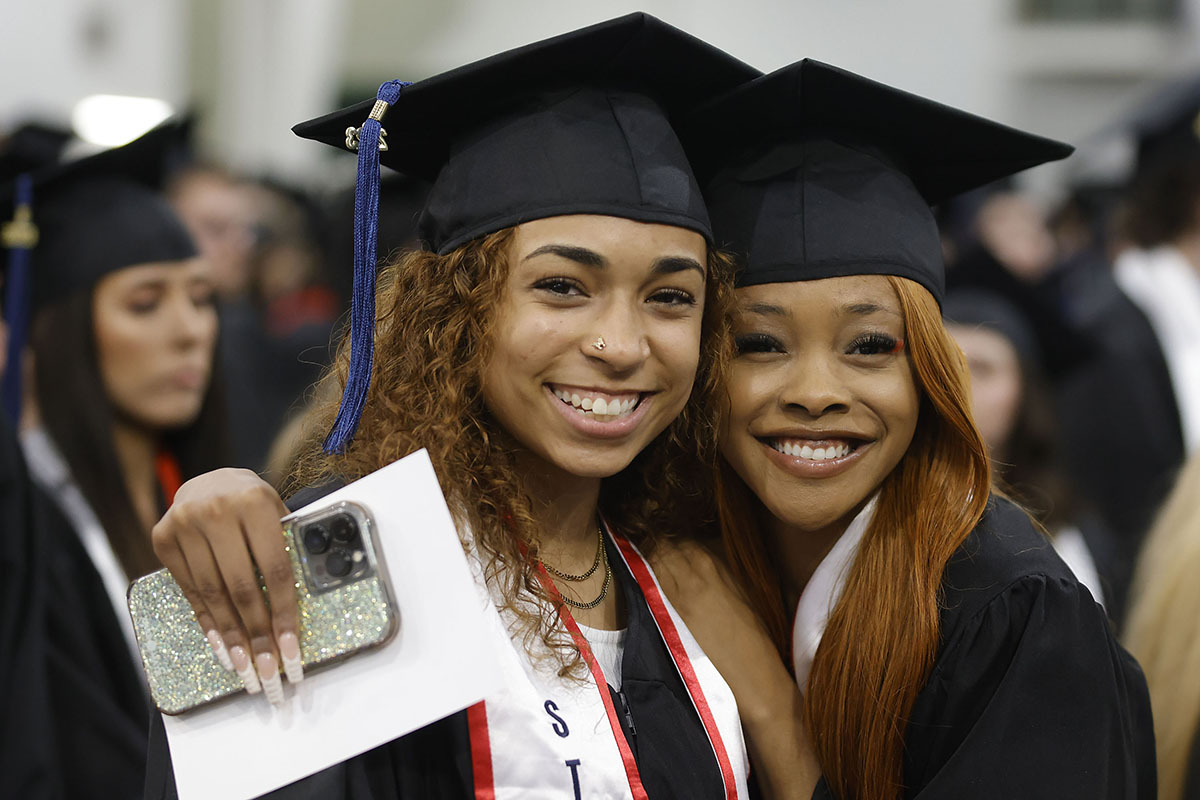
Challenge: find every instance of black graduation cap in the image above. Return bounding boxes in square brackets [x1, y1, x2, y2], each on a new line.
[0, 122, 196, 418]
[942, 288, 1042, 371]
[680, 59, 1073, 301]
[292, 12, 759, 452]
[1116, 70, 1200, 174]
[0, 122, 74, 182]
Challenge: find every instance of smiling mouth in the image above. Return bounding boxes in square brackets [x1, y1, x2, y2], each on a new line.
[764, 437, 865, 462]
[550, 384, 645, 423]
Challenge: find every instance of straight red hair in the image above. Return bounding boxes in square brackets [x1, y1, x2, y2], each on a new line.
[718, 276, 992, 798]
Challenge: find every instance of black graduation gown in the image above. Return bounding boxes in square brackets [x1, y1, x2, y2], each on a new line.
[1056, 276, 1184, 623]
[39, 484, 153, 799]
[1, 417, 151, 800]
[0, 416, 60, 800]
[144, 489, 729, 800]
[811, 495, 1156, 799]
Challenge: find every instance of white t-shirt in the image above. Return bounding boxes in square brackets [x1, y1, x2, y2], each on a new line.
[577, 623, 628, 690]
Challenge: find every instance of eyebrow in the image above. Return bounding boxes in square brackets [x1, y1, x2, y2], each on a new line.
[652, 256, 705, 277]
[842, 301, 902, 317]
[523, 245, 704, 277]
[523, 244, 606, 267]
[744, 301, 790, 317]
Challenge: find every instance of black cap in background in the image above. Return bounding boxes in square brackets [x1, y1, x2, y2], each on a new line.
[681, 59, 1073, 302]
[0, 121, 197, 309]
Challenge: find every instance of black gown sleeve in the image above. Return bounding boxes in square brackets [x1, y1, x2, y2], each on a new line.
[901, 573, 1155, 799]
[0, 419, 61, 800]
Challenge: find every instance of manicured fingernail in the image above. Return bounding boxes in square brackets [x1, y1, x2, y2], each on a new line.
[230, 646, 261, 694]
[278, 632, 304, 684]
[256, 651, 285, 706]
[206, 630, 235, 671]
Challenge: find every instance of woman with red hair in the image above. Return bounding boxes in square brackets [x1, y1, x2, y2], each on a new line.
[658, 59, 1156, 799]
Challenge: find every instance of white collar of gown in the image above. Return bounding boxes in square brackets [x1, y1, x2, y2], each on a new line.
[791, 495, 878, 691]
[1114, 244, 1200, 454]
[18, 426, 143, 667]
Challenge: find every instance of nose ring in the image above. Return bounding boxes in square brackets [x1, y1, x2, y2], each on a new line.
[591, 336, 606, 351]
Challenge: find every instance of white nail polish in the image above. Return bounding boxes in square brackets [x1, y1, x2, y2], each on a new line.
[278, 632, 304, 684]
[206, 630, 235, 671]
[257, 652, 285, 706]
[230, 646, 261, 694]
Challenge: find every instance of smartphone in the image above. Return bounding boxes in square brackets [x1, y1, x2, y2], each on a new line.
[127, 500, 399, 714]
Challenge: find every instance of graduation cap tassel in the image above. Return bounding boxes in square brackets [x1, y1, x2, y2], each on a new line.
[323, 79, 410, 454]
[1, 175, 37, 424]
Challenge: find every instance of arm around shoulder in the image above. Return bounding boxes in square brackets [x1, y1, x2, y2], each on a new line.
[651, 540, 820, 800]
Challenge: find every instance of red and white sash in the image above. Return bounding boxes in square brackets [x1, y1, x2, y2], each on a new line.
[464, 525, 748, 800]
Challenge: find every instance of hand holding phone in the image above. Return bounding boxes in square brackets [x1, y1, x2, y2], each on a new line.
[149, 469, 298, 698]
[132, 499, 398, 714]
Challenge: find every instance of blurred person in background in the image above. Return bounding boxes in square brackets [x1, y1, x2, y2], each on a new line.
[229, 178, 339, 469]
[1, 124, 230, 799]
[167, 163, 257, 302]
[0, 121, 71, 800]
[1125, 450, 1200, 800]
[171, 164, 337, 469]
[1057, 76, 1200, 616]
[944, 189, 1095, 378]
[944, 289, 1115, 609]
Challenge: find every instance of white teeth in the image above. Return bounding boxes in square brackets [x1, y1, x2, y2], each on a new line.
[772, 441, 854, 461]
[551, 387, 639, 421]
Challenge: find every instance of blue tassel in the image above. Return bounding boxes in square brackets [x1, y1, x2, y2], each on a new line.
[324, 80, 409, 454]
[2, 175, 36, 424]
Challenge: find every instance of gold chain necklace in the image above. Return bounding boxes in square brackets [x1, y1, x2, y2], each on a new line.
[543, 525, 604, 581]
[542, 525, 611, 610]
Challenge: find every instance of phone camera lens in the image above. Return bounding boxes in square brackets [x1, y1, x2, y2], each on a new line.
[304, 524, 330, 555]
[331, 515, 357, 544]
[326, 548, 352, 578]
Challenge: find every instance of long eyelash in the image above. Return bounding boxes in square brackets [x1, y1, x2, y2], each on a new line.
[533, 277, 582, 294]
[850, 332, 904, 355]
[653, 288, 696, 305]
[734, 333, 782, 353]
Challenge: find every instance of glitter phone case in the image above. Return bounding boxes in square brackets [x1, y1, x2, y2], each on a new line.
[127, 500, 398, 715]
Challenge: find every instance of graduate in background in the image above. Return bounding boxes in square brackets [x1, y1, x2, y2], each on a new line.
[943, 288, 1115, 608]
[658, 59, 1155, 798]
[0, 123, 229, 799]
[144, 14, 817, 799]
[0, 124, 64, 798]
[1058, 73, 1200, 619]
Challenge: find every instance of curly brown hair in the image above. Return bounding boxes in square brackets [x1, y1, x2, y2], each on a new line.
[285, 225, 736, 674]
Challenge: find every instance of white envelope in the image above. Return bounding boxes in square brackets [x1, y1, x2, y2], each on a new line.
[162, 449, 502, 800]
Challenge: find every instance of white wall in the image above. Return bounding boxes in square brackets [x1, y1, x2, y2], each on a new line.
[0, 0, 189, 129]
[344, 0, 1012, 119]
[4, 0, 1200, 190]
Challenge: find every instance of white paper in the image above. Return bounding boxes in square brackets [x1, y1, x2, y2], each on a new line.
[163, 449, 502, 800]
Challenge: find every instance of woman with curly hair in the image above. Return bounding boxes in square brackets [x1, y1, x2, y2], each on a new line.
[143, 14, 817, 800]
[656, 60, 1155, 799]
